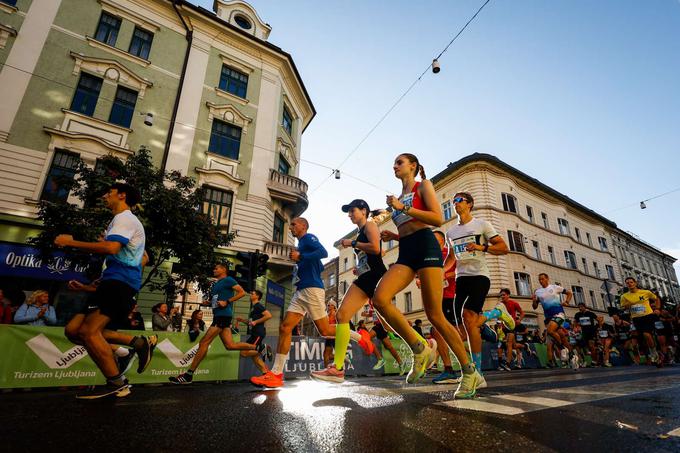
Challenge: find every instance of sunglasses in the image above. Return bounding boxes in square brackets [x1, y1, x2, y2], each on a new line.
[453, 197, 467, 203]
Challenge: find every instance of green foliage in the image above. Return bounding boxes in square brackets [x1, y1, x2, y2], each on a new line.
[29, 147, 236, 295]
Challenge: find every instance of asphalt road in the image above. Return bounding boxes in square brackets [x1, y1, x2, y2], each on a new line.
[3, 366, 680, 452]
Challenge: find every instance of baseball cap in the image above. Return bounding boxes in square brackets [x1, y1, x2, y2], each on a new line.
[341, 199, 370, 212]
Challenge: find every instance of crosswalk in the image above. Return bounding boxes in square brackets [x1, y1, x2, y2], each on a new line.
[342, 367, 680, 415]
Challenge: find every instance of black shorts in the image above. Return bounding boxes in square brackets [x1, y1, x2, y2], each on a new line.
[395, 228, 442, 271]
[372, 323, 388, 340]
[90, 279, 137, 330]
[325, 338, 335, 347]
[581, 330, 596, 343]
[453, 275, 491, 319]
[442, 297, 455, 324]
[632, 314, 657, 334]
[246, 334, 265, 346]
[354, 271, 385, 298]
[211, 316, 233, 329]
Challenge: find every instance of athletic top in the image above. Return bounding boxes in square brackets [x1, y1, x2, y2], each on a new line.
[597, 323, 615, 339]
[501, 298, 522, 321]
[210, 276, 238, 317]
[534, 284, 567, 319]
[614, 321, 630, 340]
[446, 217, 499, 278]
[102, 210, 146, 290]
[391, 182, 426, 228]
[442, 247, 456, 299]
[620, 290, 655, 318]
[574, 310, 597, 333]
[292, 233, 328, 290]
[249, 302, 267, 337]
[354, 225, 387, 278]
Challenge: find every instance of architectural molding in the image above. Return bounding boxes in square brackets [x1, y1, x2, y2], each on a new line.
[43, 126, 133, 164]
[194, 167, 244, 194]
[214, 87, 250, 105]
[276, 137, 297, 166]
[70, 51, 153, 98]
[213, 0, 272, 40]
[0, 23, 17, 49]
[98, 0, 161, 32]
[219, 52, 255, 74]
[85, 36, 151, 68]
[0, 2, 17, 14]
[205, 102, 253, 134]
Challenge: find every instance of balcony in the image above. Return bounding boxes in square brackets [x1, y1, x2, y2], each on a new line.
[263, 240, 296, 266]
[267, 169, 308, 217]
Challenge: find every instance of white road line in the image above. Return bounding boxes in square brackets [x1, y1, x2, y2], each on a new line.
[667, 427, 680, 437]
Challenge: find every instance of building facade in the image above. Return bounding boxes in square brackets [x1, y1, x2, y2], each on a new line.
[335, 153, 679, 331]
[0, 0, 314, 325]
[321, 256, 339, 304]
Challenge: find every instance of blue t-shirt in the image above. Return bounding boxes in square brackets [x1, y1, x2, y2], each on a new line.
[102, 210, 146, 291]
[292, 233, 327, 290]
[535, 284, 566, 319]
[210, 276, 238, 317]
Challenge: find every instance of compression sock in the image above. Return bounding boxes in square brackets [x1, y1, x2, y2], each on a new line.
[272, 353, 287, 374]
[461, 362, 476, 374]
[334, 323, 351, 371]
[472, 352, 483, 375]
[483, 308, 501, 320]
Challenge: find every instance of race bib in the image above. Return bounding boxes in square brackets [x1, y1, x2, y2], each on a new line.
[654, 321, 665, 330]
[575, 333, 582, 340]
[452, 235, 478, 261]
[569, 337, 577, 345]
[292, 264, 300, 285]
[630, 305, 646, 315]
[516, 334, 523, 342]
[355, 251, 371, 277]
[674, 335, 679, 342]
[579, 318, 592, 326]
[391, 192, 415, 226]
[598, 330, 609, 338]
[619, 333, 628, 340]
[210, 294, 219, 309]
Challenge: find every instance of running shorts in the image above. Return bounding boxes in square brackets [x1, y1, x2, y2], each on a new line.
[395, 228, 443, 271]
[212, 316, 233, 329]
[287, 287, 327, 320]
[442, 297, 456, 324]
[354, 271, 384, 299]
[632, 313, 657, 334]
[372, 323, 388, 341]
[91, 279, 137, 330]
[545, 312, 566, 327]
[453, 275, 491, 316]
[246, 334, 265, 346]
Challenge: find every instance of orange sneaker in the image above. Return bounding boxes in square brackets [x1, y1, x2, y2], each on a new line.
[250, 371, 284, 388]
[358, 330, 375, 355]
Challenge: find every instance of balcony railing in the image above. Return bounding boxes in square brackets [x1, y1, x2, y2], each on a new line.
[263, 240, 296, 264]
[267, 169, 308, 216]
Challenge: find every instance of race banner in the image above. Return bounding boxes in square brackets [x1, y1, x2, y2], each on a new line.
[0, 325, 240, 388]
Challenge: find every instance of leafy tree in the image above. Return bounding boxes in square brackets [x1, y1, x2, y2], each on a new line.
[30, 147, 236, 296]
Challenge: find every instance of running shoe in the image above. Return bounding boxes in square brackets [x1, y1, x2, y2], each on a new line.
[480, 324, 498, 343]
[559, 348, 569, 363]
[256, 340, 265, 355]
[399, 361, 407, 376]
[265, 344, 273, 362]
[476, 374, 488, 389]
[495, 303, 515, 330]
[135, 335, 157, 374]
[372, 358, 385, 370]
[570, 354, 580, 371]
[604, 361, 613, 367]
[310, 364, 345, 383]
[501, 362, 512, 371]
[76, 380, 131, 400]
[406, 343, 432, 384]
[454, 369, 483, 399]
[116, 350, 136, 375]
[250, 371, 284, 388]
[169, 372, 193, 385]
[432, 370, 461, 384]
[357, 331, 375, 355]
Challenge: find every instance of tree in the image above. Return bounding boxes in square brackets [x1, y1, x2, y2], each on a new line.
[30, 147, 236, 296]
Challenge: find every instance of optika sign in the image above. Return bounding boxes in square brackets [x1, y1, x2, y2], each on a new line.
[0, 244, 88, 281]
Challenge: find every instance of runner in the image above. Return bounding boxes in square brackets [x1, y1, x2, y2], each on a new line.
[169, 263, 257, 384]
[311, 199, 390, 383]
[54, 183, 154, 399]
[375, 154, 482, 397]
[595, 315, 615, 367]
[366, 306, 405, 373]
[251, 218, 362, 388]
[235, 290, 273, 374]
[612, 311, 639, 364]
[322, 301, 338, 367]
[497, 288, 524, 372]
[574, 303, 598, 366]
[444, 191, 514, 388]
[532, 273, 577, 369]
[619, 277, 661, 366]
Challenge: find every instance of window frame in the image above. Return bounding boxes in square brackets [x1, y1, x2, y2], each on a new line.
[531, 240, 541, 260]
[404, 291, 413, 312]
[218, 64, 249, 99]
[128, 26, 154, 60]
[282, 105, 293, 136]
[548, 246, 556, 265]
[201, 186, 234, 233]
[514, 272, 532, 296]
[541, 212, 549, 229]
[564, 250, 577, 270]
[41, 150, 80, 203]
[526, 205, 534, 223]
[94, 12, 121, 47]
[70, 73, 102, 117]
[273, 213, 285, 243]
[441, 200, 453, 221]
[558, 218, 570, 235]
[208, 119, 242, 160]
[501, 192, 518, 213]
[278, 155, 291, 175]
[108, 85, 138, 128]
[571, 285, 585, 305]
[507, 230, 525, 253]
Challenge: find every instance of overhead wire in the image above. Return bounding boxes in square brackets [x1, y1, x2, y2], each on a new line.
[605, 186, 680, 214]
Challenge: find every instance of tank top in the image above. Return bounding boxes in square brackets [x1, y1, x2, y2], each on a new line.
[354, 225, 387, 277]
[391, 182, 426, 228]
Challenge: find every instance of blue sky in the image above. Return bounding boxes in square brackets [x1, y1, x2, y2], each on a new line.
[197, 0, 680, 274]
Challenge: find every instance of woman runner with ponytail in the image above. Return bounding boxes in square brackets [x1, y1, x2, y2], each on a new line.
[310, 199, 387, 383]
[374, 154, 483, 398]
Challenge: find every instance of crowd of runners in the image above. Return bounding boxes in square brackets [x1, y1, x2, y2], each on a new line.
[52, 154, 675, 400]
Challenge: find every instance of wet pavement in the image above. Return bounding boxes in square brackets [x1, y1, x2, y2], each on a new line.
[3, 366, 680, 452]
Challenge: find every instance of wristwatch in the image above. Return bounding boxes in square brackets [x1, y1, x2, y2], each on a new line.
[351, 240, 357, 248]
[403, 205, 411, 214]
[483, 244, 489, 253]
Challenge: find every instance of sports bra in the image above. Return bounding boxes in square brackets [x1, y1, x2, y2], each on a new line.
[391, 182, 426, 228]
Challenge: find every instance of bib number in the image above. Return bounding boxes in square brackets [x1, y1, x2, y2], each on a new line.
[516, 334, 523, 342]
[654, 321, 665, 330]
[452, 235, 478, 261]
[355, 251, 371, 277]
[579, 318, 592, 326]
[598, 330, 608, 338]
[630, 305, 646, 315]
[619, 333, 628, 340]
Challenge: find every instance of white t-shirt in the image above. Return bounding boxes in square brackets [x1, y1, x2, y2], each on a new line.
[446, 217, 499, 278]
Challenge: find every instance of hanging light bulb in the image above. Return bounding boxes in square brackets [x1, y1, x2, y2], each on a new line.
[432, 59, 441, 74]
[334, 169, 341, 179]
[640, 201, 647, 209]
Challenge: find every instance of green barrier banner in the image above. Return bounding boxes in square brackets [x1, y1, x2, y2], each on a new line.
[1, 325, 240, 388]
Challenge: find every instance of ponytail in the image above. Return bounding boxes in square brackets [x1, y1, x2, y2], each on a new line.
[418, 165, 426, 180]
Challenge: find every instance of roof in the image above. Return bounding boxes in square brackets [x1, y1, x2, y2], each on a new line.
[431, 153, 618, 228]
[177, 0, 316, 130]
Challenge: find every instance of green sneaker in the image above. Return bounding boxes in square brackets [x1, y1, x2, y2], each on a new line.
[406, 343, 432, 384]
[495, 303, 515, 330]
[372, 358, 385, 370]
[454, 368, 483, 399]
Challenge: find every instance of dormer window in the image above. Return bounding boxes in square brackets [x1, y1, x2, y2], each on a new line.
[234, 14, 252, 30]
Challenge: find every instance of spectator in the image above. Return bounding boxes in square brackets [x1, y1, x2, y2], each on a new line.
[128, 303, 145, 330]
[170, 305, 182, 332]
[413, 319, 424, 337]
[151, 303, 173, 331]
[1, 289, 12, 324]
[188, 310, 205, 342]
[14, 290, 57, 326]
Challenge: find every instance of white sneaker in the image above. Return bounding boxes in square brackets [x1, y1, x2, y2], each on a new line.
[476, 375, 488, 389]
[495, 303, 515, 330]
[560, 348, 569, 362]
[454, 369, 483, 399]
[406, 343, 432, 384]
[570, 354, 579, 371]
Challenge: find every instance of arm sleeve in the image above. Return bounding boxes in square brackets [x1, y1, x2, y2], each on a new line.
[13, 304, 32, 323]
[483, 220, 499, 241]
[300, 235, 328, 261]
[105, 215, 134, 245]
[45, 306, 57, 325]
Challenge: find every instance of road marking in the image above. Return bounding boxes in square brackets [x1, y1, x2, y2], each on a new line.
[667, 427, 680, 437]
